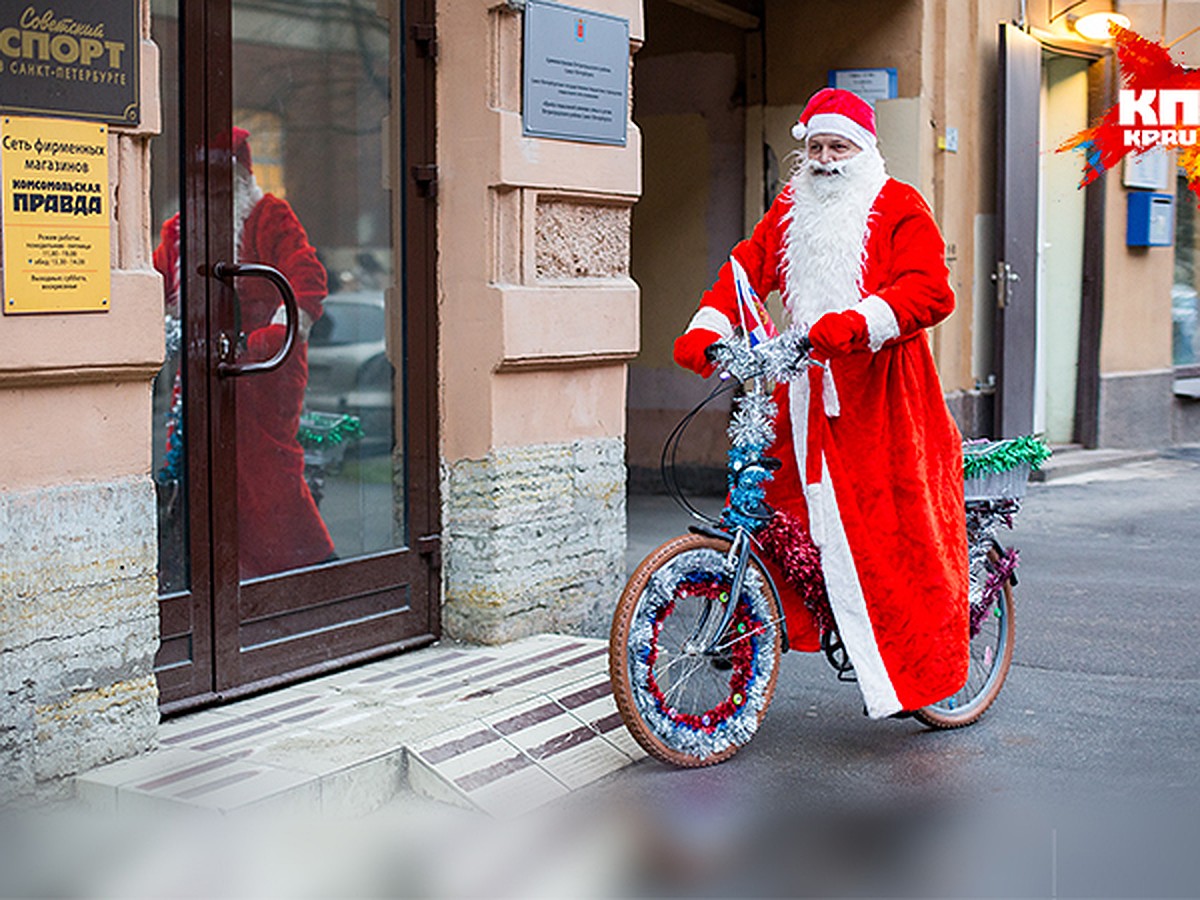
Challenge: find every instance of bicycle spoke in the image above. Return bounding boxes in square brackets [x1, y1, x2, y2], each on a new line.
[708, 613, 784, 653]
[660, 655, 711, 706]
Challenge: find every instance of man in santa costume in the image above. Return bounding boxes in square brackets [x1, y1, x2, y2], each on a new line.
[673, 88, 969, 718]
[155, 127, 335, 579]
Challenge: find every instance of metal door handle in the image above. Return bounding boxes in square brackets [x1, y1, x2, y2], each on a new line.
[213, 262, 299, 377]
[993, 261, 1019, 310]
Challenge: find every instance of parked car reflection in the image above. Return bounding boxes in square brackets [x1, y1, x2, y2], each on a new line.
[305, 291, 395, 453]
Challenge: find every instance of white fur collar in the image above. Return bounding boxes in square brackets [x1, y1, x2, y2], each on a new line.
[780, 148, 888, 329]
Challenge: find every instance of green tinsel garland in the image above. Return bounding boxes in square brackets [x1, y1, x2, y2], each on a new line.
[962, 435, 1052, 478]
[296, 412, 364, 449]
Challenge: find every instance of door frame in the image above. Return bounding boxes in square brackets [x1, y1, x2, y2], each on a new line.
[995, 23, 1106, 444]
[157, 0, 441, 714]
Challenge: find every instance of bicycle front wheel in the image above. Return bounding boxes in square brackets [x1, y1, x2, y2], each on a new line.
[608, 533, 783, 767]
[916, 549, 1015, 729]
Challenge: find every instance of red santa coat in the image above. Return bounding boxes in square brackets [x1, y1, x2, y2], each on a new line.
[693, 178, 969, 717]
[155, 194, 335, 579]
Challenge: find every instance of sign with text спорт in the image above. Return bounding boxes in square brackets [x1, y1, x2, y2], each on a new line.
[523, 0, 628, 146]
[0, 1, 139, 125]
[2, 115, 110, 314]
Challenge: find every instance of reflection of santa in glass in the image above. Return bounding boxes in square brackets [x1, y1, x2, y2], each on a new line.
[674, 88, 969, 719]
[155, 127, 334, 579]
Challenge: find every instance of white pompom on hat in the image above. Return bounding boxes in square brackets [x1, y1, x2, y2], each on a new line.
[791, 87, 877, 150]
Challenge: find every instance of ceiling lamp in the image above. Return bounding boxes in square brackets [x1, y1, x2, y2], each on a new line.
[1070, 11, 1132, 42]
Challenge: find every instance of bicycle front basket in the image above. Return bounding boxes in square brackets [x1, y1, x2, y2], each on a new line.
[962, 436, 1051, 501]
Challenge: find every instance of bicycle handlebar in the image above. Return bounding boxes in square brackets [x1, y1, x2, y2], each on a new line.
[705, 329, 813, 384]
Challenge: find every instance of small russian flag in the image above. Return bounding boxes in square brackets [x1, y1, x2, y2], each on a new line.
[729, 256, 778, 347]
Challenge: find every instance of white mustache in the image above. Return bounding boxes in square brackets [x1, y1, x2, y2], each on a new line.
[808, 159, 848, 176]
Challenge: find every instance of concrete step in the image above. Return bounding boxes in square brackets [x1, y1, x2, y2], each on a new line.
[75, 634, 643, 819]
[1032, 446, 1161, 482]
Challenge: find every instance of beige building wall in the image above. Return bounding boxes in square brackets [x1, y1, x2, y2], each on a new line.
[437, 0, 643, 642]
[629, 0, 1185, 482]
[0, 2, 162, 800]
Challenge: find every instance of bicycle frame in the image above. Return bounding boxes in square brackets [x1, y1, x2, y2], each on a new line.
[610, 329, 1045, 765]
[661, 340, 812, 660]
[686, 522, 791, 653]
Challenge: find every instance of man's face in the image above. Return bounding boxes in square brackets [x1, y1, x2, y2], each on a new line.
[806, 134, 862, 171]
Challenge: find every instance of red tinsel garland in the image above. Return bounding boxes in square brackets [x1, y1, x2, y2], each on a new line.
[646, 580, 758, 732]
[758, 512, 834, 636]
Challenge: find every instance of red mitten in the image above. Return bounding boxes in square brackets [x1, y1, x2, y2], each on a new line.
[673, 328, 722, 377]
[244, 323, 288, 363]
[808, 309, 869, 358]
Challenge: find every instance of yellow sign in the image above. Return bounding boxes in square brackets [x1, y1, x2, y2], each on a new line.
[2, 115, 109, 313]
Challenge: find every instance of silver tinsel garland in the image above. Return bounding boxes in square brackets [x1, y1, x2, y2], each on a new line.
[708, 327, 812, 385]
[164, 314, 182, 358]
[728, 391, 777, 449]
[626, 547, 778, 761]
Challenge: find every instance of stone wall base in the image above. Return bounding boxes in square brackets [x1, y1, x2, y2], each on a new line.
[1099, 370, 1174, 448]
[945, 389, 994, 440]
[1, 477, 159, 803]
[443, 438, 626, 643]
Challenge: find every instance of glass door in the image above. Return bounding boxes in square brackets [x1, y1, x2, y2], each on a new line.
[152, 0, 438, 711]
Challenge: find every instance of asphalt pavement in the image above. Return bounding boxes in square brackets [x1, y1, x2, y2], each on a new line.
[587, 449, 1200, 898]
[6, 451, 1198, 898]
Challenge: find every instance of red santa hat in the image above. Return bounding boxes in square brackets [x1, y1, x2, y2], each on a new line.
[231, 126, 253, 172]
[790, 88, 877, 150]
[213, 126, 254, 172]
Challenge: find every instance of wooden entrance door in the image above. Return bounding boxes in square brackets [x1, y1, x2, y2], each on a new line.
[151, 0, 439, 713]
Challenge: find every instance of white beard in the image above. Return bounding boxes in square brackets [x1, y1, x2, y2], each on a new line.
[233, 164, 264, 262]
[781, 146, 888, 329]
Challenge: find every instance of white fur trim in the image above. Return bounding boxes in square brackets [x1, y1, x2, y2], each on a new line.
[780, 150, 887, 330]
[788, 378, 902, 719]
[687, 306, 734, 340]
[270, 304, 313, 342]
[858, 294, 900, 351]
[822, 365, 840, 417]
[788, 377, 812, 484]
[801, 112, 877, 150]
[805, 467, 903, 718]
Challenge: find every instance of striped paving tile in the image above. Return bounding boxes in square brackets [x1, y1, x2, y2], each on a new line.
[80, 745, 319, 816]
[452, 645, 610, 703]
[404, 640, 597, 706]
[550, 678, 648, 762]
[77, 634, 644, 818]
[408, 679, 636, 813]
[408, 719, 566, 815]
[415, 640, 590, 700]
[128, 761, 320, 814]
[463, 758, 571, 818]
[493, 700, 631, 791]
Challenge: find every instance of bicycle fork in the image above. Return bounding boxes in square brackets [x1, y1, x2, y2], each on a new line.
[685, 528, 754, 656]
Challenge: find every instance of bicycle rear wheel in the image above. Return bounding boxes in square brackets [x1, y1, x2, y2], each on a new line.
[916, 549, 1015, 728]
[609, 533, 783, 767]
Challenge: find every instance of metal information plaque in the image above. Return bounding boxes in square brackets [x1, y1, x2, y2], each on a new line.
[2, 116, 111, 314]
[0, 1, 140, 125]
[523, 0, 628, 146]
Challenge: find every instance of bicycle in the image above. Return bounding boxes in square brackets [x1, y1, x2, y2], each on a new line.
[608, 329, 1049, 767]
